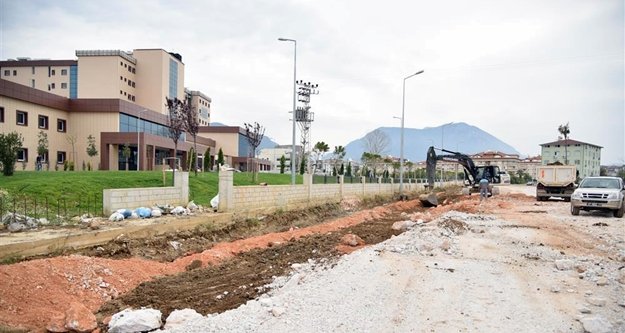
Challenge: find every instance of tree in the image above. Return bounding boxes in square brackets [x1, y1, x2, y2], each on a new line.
[0, 132, 24, 176]
[244, 122, 266, 182]
[312, 141, 329, 173]
[299, 156, 306, 175]
[37, 131, 49, 171]
[279, 155, 286, 174]
[333, 145, 346, 175]
[86, 134, 98, 170]
[203, 147, 211, 172]
[165, 97, 188, 182]
[121, 143, 131, 171]
[362, 129, 390, 155]
[184, 97, 200, 176]
[187, 147, 196, 172]
[558, 123, 571, 164]
[66, 134, 77, 169]
[217, 148, 225, 167]
[361, 152, 383, 177]
[346, 162, 352, 177]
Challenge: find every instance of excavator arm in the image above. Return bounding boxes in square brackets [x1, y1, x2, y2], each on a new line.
[426, 146, 479, 188]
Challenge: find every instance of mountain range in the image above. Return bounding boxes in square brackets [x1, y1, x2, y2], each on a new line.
[210, 122, 519, 162]
[343, 122, 520, 162]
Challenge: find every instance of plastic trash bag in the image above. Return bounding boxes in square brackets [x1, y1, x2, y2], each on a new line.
[109, 212, 125, 222]
[135, 207, 152, 218]
[210, 194, 219, 209]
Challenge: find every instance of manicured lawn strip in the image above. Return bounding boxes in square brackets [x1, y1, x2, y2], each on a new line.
[1, 171, 301, 216]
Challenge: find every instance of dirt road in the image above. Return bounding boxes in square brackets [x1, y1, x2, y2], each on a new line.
[159, 186, 625, 333]
[1, 186, 623, 332]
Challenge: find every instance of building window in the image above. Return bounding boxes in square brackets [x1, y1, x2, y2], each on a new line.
[57, 119, 66, 132]
[31, 79, 35, 88]
[0, 107, 4, 123]
[120, 61, 123, 66]
[3, 70, 9, 76]
[131, 95, 135, 101]
[51, 69, 56, 76]
[120, 76, 123, 80]
[12, 70, 17, 76]
[17, 148, 28, 162]
[124, 78, 127, 82]
[128, 80, 131, 86]
[128, 67, 131, 72]
[16, 111, 28, 126]
[38, 115, 49, 129]
[132, 82, 135, 88]
[120, 90, 123, 95]
[132, 68, 136, 74]
[61, 83, 67, 89]
[57, 151, 66, 164]
[61, 69, 67, 75]
[124, 63, 127, 68]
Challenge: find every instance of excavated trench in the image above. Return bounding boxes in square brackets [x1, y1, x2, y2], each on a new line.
[0, 190, 464, 331]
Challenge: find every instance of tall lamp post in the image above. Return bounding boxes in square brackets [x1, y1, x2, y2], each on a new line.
[137, 109, 147, 171]
[399, 70, 424, 198]
[278, 37, 297, 185]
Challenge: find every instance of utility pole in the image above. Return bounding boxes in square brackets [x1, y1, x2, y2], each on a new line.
[295, 80, 319, 174]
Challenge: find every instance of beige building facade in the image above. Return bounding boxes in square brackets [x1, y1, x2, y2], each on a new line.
[0, 59, 77, 98]
[540, 139, 602, 178]
[1, 48, 214, 172]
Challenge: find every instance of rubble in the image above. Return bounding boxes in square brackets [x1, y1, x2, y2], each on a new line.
[108, 308, 162, 333]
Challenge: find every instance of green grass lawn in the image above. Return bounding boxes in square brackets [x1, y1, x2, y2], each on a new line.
[0, 171, 301, 218]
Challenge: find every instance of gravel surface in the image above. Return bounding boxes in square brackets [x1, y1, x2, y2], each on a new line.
[158, 188, 625, 333]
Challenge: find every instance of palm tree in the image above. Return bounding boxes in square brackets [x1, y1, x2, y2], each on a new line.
[558, 123, 571, 164]
[312, 141, 329, 173]
[333, 145, 346, 175]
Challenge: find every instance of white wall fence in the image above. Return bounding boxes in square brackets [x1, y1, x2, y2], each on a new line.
[217, 170, 427, 214]
[103, 172, 189, 214]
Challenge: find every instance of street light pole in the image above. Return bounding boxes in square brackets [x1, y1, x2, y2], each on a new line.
[137, 109, 147, 171]
[278, 38, 297, 185]
[399, 70, 424, 198]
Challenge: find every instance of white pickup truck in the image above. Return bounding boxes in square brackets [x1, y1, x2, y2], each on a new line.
[570, 176, 625, 218]
[536, 165, 577, 201]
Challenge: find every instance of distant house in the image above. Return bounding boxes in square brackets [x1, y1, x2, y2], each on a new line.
[540, 139, 602, 178]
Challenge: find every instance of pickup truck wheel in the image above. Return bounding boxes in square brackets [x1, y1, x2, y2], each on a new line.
[614, 203, 624, 218]
[571, 204, 580, 216]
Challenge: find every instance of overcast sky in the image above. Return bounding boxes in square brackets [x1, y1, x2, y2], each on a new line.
[1, 0, 623, 164]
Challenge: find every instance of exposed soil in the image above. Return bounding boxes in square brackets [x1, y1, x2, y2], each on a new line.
[1, 190, 462, 332]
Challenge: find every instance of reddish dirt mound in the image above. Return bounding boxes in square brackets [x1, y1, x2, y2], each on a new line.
[0, 198, 427, 331]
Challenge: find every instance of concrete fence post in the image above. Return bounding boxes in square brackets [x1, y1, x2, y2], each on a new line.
[361, 176, 366, 196]
[174, 171, 189, 204]
[218, 170, 234, 212]
[339, 175, 344, 199]
[303, 173, 313, 203]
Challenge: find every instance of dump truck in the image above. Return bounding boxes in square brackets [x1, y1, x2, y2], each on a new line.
[535, 164, 577, 201]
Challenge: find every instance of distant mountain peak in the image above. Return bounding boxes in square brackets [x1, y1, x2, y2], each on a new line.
[344, 123, 519, 162]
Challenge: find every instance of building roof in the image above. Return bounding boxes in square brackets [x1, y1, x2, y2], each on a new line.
[540, 139, 602, 148]
[76, 49, 137, 64]
[0, 59, 77, 67]
[471, 150, 519, 159]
